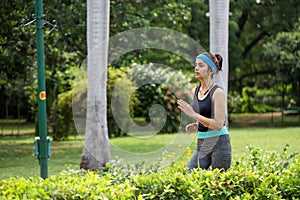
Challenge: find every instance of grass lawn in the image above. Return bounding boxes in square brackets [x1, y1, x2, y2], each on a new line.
[0, 135, 83, 179]
[1, 126, 299, 179]
[230, 127, 300, 158]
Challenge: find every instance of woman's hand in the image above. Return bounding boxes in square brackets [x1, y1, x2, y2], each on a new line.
[185, 123, 198, 134]
[177, 99, 196, 119]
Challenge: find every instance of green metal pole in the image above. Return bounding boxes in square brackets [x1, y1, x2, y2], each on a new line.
[35, 0, 48, 179]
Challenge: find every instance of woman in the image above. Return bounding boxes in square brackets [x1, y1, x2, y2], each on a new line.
[177, 52, 231, 171]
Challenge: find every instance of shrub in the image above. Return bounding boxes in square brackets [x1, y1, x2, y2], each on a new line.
[107, 66, 140, 137]
[228, 88, 281, 114]
[130, 63, 192, 133]
[50, 66, 139, 139]
[1, 145, 299, 199]
[51, 89, 77, 141]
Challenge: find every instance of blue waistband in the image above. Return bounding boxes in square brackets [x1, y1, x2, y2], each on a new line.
[198, 126, 229, 139]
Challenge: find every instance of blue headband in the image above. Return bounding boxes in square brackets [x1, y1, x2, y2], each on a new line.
[196, 54, 217, 74]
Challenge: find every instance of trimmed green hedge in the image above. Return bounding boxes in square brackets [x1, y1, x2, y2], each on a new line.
[1, 146, 299, 199]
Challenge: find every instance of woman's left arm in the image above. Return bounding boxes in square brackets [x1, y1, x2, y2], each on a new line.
[211, 88, 226, 130]
[177, 88, 225, 131]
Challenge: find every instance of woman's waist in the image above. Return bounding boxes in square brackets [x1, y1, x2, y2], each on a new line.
[198, 126, 229, 139]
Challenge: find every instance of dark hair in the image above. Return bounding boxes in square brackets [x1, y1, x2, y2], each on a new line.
[203, 52, 223, 72]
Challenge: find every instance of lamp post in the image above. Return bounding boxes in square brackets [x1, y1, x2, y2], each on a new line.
[35, 0, 48, 179]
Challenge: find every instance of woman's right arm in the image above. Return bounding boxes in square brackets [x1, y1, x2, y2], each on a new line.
[186, 123, 198, 134]
[185, 86, 198, 134]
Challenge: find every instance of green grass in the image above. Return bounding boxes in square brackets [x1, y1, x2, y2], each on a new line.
[230, 127, 300, 157]
[0, 135, 83, 179]
[1, 127, 300, 179]
[0, 120, 35, 136]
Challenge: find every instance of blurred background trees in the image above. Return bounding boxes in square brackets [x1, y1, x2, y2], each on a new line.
[0, 0, 299, 140]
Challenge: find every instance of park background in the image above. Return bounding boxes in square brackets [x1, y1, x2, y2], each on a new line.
[0, 0, 300, 199]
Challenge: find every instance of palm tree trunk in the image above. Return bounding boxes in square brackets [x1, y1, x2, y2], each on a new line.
[209, 0, 230, 126]
[80, 0, 111, 170]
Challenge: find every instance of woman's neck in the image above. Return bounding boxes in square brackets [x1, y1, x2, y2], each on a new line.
[200, 79, 213, 90]
[199, 79, 214, 96]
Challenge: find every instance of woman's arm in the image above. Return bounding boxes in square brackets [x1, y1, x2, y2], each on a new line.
[211, 88, 226, 130]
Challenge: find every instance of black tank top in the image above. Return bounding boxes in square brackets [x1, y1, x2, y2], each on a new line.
[191, 85, 221, 132]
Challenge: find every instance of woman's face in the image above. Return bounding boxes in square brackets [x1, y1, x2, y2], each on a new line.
[195, 58, 211, 79]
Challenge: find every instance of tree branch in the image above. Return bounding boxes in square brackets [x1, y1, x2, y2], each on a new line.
[242, 31, 270, 58]
[229, 68, 275, 85]
[236, 10, 248, 39]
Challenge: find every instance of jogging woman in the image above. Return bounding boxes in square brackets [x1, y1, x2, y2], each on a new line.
[177, 52, 231, 171]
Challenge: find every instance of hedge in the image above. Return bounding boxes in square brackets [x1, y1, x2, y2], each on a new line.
[0, 145, 299, 199]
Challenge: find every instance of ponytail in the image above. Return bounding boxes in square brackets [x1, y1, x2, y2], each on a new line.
[214, 54, 223, 72]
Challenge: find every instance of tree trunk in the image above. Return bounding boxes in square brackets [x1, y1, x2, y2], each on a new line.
[80, 0, 111, 170]
[209, 0, 230, 126]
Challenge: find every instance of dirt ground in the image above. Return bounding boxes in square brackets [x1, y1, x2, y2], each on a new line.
[229, 112, 299, 128]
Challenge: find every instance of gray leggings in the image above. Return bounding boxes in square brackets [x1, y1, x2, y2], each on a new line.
[187, 134, 231, 170]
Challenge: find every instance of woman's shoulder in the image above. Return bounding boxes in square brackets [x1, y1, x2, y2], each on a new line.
[212, 84, 224, 92]
[211, 85, 225, 98]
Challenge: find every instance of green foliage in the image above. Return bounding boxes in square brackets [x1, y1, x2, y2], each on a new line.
[263, 18, 300, 105]
[49, 67, 84, 141]
[110, 0, 191, 35]
[1, 0, 300, 122]
[52, 89, 76, 141]
[241, 87, 257, 113]
[228, 88, 277, 113]
[182, 0, 209, 49]
[130, 64, 192, 133]
[228, 91, 243, 113]
[107, 66, 140, 138]
[0, 0, 86, 121]
[110, 0, 194, 73]
[1, 146, 299, 199]
[51, 66, 139, 139]
[229, 0, 300, 102]
[0, 0, 36, 120]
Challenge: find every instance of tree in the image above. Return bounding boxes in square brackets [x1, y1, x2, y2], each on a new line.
[209, 0, 230, 125]
[80, 0, 111, 170]
[0, 0, 86, 123]
[263, 19, 300, 107]
[228, 0, 300, 93]
[109, 0, 193, 70]
[0, 0, 36, 120]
